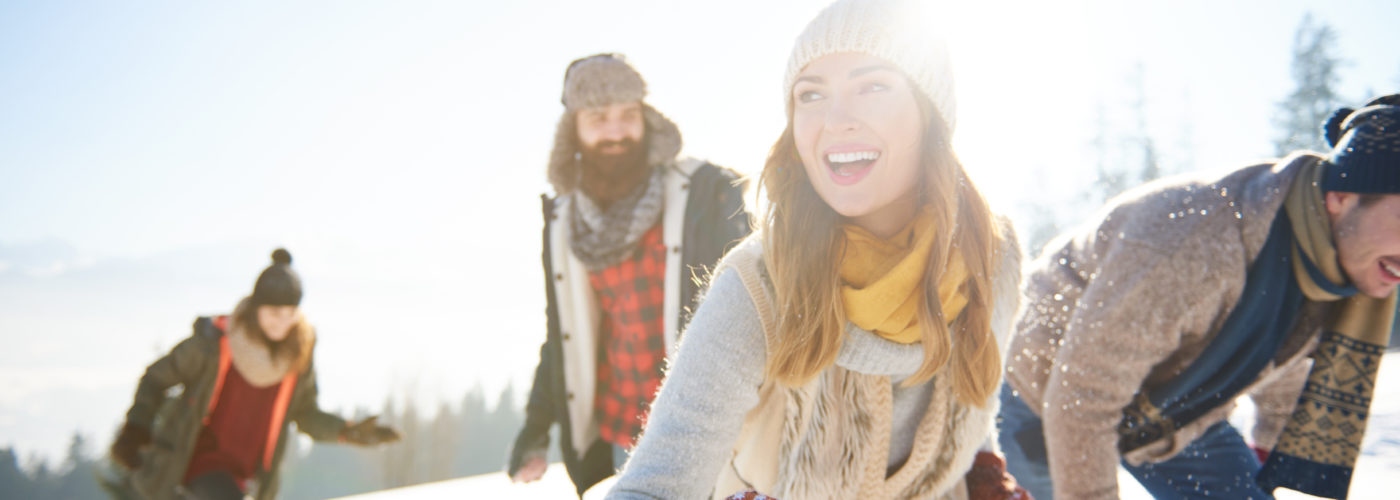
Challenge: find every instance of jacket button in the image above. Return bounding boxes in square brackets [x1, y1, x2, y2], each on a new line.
[555, 273, 563, 281]
[672, 246, 681, 254]
[681, 183, 689, 190]
[567, 392, 575, 401]
[563, 332, 571, 341]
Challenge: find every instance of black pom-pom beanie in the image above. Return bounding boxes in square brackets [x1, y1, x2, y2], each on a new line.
[1321, 94, 1400, 194]
[252, 248, 303, 306]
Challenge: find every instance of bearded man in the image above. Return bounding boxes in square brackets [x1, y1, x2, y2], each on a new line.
[506, 53, 751, 497]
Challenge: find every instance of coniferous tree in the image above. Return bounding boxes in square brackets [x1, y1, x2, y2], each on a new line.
[1129, 64, 1161, 185]
[427, 402, 457, 481]
[0, 447, 37, 499]
[55, 433, 104, 500]
[1273, 13, 1344, 155]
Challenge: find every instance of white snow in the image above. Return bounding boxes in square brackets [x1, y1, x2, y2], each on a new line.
[332, 463, 614, 500]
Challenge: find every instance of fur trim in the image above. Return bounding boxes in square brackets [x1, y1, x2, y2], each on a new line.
[546, 103, 683, 194]
[562, 54, 647, 110]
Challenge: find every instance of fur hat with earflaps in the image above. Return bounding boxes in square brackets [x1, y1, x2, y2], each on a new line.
[1322, 93, 1400, 194]
[546, 53, 682, 194]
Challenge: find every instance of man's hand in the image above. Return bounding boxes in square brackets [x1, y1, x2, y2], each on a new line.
[510, 455, 548, 483]
[507, 429, 549, 483]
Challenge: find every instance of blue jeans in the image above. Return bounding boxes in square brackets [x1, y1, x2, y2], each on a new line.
[999, 386, 1055, 499]
[613, 443, 629, 471]
[998, 384, 1275, 500]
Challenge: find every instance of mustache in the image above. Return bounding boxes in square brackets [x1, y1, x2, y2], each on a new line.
[586, 138, 642, 155]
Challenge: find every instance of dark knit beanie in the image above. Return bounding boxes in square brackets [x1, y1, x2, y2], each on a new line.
[1321, 94, 1400, 194]
[252, 248, 302, 306]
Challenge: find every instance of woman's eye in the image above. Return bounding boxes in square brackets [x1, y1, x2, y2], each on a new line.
[861, 82, 889, 94]
[797, 90, 824, 103]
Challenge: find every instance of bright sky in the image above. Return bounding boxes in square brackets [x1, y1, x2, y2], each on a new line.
[1, 0, 1397, 462]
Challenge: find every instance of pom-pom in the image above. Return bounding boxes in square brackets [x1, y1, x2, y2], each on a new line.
[271, 248, 292, 265]
[1323, 107, 1353, 148]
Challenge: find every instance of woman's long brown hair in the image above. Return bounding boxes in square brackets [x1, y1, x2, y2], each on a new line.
[757, 88, 1004, 407]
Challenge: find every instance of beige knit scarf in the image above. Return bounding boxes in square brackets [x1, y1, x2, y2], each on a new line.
[1257, 163, 1399, 498]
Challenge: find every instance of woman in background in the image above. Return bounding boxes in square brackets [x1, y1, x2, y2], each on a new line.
[107, 249, 399, 500]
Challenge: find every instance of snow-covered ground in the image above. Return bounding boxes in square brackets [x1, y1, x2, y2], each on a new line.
[333, 463, 614, 500]
[337, 353, 1400, 499]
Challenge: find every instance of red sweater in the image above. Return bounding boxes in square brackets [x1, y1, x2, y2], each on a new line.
[182, 364, 280, 488]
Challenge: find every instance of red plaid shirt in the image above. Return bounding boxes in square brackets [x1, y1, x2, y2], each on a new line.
[589, 223, 668, 448]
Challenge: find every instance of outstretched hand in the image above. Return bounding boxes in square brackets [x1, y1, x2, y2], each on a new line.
[340, 416, 402, 446]
[110, 423, 151, 470]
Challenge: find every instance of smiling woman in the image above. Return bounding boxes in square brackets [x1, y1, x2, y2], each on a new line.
[791, 53, 926, 237]
[605, 1, 1029, 499]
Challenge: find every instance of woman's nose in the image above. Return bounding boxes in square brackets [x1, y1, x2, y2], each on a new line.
[824, 97, 861, 133]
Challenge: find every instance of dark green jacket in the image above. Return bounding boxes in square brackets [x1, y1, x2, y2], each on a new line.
[121, 317, 347, 500]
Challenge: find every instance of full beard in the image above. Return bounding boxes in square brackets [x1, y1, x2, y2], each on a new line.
[579, 137, 650, 209]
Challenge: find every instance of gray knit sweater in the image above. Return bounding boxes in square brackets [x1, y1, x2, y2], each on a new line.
[606, 268, 935, 500]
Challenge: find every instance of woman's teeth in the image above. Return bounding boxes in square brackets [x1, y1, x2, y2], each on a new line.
[827, 151, 879, 176]
[827, 151, 880, 164]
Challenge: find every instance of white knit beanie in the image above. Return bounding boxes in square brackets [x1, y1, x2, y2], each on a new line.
[783, 0, 956, 134]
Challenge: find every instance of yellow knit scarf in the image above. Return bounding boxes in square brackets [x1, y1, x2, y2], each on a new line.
[839, 207, 969, 344]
